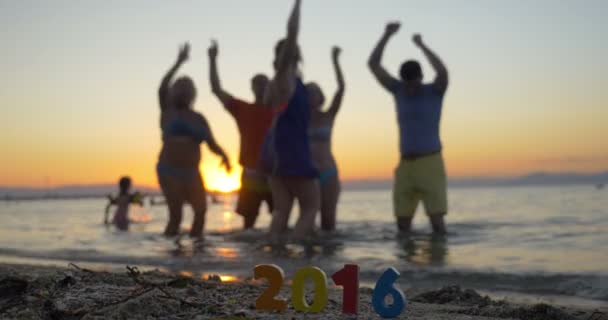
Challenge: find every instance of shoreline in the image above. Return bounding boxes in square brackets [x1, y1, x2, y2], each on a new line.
[0, 263, 605, 320]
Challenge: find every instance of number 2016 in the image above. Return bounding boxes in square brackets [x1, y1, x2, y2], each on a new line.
[254, 264, 408, 318]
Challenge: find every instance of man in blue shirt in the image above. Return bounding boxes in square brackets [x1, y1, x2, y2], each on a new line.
[368, 22, 449, 235]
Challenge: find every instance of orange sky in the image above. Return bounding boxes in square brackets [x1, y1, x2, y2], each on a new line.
[1, 1, 607, 191]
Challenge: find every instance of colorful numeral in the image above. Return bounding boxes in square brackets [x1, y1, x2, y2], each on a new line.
[372, 267, 407, 318]
[292, 267, 328, 313]
[253, 264, 407, 317]
[331, 264, 359, 314]
[254, 264, 287, 311]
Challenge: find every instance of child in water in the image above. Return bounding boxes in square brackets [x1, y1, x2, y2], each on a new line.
[104, 176, 144, 231]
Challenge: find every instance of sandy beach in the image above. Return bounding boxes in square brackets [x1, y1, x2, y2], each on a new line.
[0, 263, 604, 320]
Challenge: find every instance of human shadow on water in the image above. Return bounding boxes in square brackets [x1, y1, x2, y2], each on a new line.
[396, 233, 448, 267]
[166, 235, 209, 258]
[257, 238, 344, 260]
[221, 227, 345, 259]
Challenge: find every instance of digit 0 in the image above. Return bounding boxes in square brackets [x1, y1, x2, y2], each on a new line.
[372, 267, 407, 318]
[292, 266, 328, 313]
[254, 264, 287, 311]
[331, 264, 359, 314]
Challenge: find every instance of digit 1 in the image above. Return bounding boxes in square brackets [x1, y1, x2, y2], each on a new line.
[254, 264, 287, 311]
[331, 264, 359, 314]
[291, 266, 328, 313]
[372, 267, 407, 318]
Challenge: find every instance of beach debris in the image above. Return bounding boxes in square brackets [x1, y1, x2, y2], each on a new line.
[0, 277, 28, 299]
[0, 277, 29, 313]
[67, 263, 95, 274]
[234, 308, 255, 317]
[125, 265, 201, 308]
[588, 311, 607, 320]
[207, 274, 222, 282]
[412, 286, 578, 319]
[456, 302, 576, 320]
[412, 285, 494, 307]
[167, 276, 194, 288]
[56, 275, 76, 289]
[0, 264, 599, 320]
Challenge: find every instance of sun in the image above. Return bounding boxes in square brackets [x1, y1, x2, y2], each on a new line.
[213, 175, 240, 193]
[203, 166, 242, 193]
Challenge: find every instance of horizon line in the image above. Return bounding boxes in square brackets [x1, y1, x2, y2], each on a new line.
[1, 169, 606, 190]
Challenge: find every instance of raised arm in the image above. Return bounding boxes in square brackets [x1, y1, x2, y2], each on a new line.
[413, 34, 448, 95]
[208, 40, 234, 108]
[200, 115, 232, 173]
[159, 43, 189, 111]
[327, 46, 345, 117]
[104, 194, 116, 225]
[264, 0, 301, 108]
[368, 22, 401, 92]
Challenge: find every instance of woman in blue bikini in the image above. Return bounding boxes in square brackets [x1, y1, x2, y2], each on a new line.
[157, 43, 231, 238]
[306, 46, 345, 232]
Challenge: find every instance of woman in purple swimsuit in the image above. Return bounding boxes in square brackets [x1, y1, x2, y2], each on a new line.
[262, 0, 320, 243]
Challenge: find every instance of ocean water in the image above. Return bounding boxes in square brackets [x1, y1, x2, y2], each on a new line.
[0, 185, 607, 308]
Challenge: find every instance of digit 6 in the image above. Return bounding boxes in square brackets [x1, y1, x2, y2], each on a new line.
[372, 267, 407, 318]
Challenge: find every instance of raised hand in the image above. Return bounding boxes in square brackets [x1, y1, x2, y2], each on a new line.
[208, 40, 218, 59]
[177, 42, 190, 64]
[412, 34, 424, 47]
[385, 22, 401, 37]
[332, 46, 341, 60]
[220, 155, 232, 173]
[288, 0, 302, 35]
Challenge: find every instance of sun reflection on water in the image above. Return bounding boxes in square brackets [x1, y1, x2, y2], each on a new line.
[215, 247, 238, 259]
[175, 270, 241, 283]
[200, 273, 240, 283]
[179, 270, 194, 277]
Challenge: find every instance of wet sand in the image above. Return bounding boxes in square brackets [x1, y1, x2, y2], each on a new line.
[0, 263, 605, 320]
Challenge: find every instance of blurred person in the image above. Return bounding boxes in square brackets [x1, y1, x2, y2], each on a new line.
[104, 176, 144, 231]
[306, 46, 345, 232]
[208, 40, 274, 229]
[157, 43, 231, 238]
[368, 22, 449, 235]
[261, 0, 320, 243]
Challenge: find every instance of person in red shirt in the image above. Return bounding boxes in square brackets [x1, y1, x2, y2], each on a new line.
[208, 40, 275, 229]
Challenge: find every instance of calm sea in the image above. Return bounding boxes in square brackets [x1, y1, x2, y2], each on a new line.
[1, 185, 607, 308]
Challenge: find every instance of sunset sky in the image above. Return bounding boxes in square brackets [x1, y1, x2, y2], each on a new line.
[1, 0, 607, 191]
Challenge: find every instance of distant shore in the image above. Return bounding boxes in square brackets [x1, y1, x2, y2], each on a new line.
[0, 192, 231, 202]
[2, 171, 606, 200]
[0, 263, 604, 320]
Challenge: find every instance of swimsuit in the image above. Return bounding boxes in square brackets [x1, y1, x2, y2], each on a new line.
[308, 125, 336, 185]
[158, 116, 208, 182]
[156, 163, 199, 182]
[261, 79, 318, 178]
[162, 117, 208, 144]
[308, 126, 332, 143]
[318, 167, 338, 185]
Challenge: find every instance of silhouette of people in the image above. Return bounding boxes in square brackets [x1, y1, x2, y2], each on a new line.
[208, 40, 274, 230]
[261, 0, 320, 243]
[156, 43, 231, 238]
[104, 176, 143, 231]
[368, 22, 449, 235]
[306, 46, 345, 232]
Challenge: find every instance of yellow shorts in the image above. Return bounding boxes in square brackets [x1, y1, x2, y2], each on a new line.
[393, 153, 447, 218]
